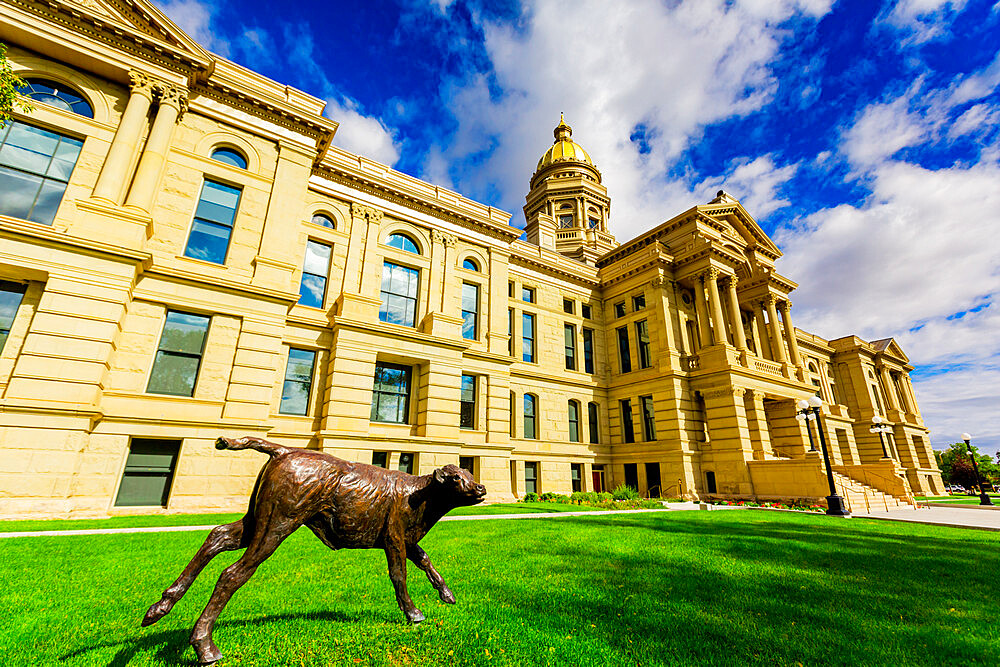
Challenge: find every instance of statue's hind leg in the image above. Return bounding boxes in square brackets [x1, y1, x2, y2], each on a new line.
[142, 514, 254, 626]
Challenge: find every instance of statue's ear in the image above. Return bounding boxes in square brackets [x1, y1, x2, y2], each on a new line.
[433, 468, 446, 483]
[442, 464, 461, 477]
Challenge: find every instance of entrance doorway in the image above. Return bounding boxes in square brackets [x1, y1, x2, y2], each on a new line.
[592, 464, 605, 492]
[624, 463, 639, 490]
[645, 462, 661, 497]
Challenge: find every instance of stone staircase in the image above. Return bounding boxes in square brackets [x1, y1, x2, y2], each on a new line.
[830, 470, 914, 513]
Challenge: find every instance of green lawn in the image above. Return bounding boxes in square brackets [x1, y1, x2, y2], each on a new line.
[0, 512, 997, 666]
[0, 503, 609, 533]
[916, 495, 1000, 505]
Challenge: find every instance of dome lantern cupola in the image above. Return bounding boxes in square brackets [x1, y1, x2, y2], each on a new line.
[523, 114, 617, 265]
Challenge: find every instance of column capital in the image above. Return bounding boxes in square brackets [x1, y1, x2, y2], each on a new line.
[431, 229, 457, 247]
[761, 294, 778, 308]
[778, 298, 793, 312]
[350, 203, 383, 224]
[128, 70, 156, 99]
[650, 275, 669, 289]
[721, 274, 738, 290]
[154, 83, 189, 115]
[705, 267, 722, 281]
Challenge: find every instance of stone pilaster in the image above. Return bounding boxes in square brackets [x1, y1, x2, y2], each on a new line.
[693, 276, 712, 349]
[705, 268, 727, 345]
[93, 70, 155, 203]
[778, 300, 803, 370]
[763, 295, 787, 364]
[723, 275, 747, 352]
[124, 83, 188, 214]
[336, 204, 383, 321]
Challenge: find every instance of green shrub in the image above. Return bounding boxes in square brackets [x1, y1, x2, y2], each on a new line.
[597, 491, 613, 502]
[522, 492, 539, 503]
[612, 484, 640, 501]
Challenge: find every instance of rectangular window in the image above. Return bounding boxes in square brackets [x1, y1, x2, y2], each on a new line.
[581, 304, 592, 319]
[522, 286, 535, 303]
[508, 281, 514, 297]
[462, 283, 479, 340]
[633, 293, 646, 311]
[522, 312, 535, 363]
[614, 302, 626, 318]
[641, 395, 657, 441]
[571, 463, 582, 493]
[568, 400, 580, 442]
[588, 217, 599, 229]
[460, 374, 476, 429]
[508, 308, 514, 355]
[0, 281, 26, 353]
[280, 348, 316, 415]
[635, 319, 651, 369]
[372, 451, 388, 468]
[380, 261, 419, 327]
[588, 402, 599, 444]
[582, 328, 595, 374]
[299, 240, 332, 308]
[563, 298, 574, 314]
[617, 326, 632, 373]
[398, 453, 415, 474]
[564, 323, 576, 371]
[620, 399, 635, 443]
[524, 394, 537, 439]
[524, 462, 538, 494]
[371, 362, 411, 423]
[624, 463, 639, 490]
[0, 121, 83, 225]
[459, 456, 475, 476]
[184, 179, 242, 264]
[147, 311, 210, 397]
[114, 439, 181, 507]
[558, 214, 573, 228]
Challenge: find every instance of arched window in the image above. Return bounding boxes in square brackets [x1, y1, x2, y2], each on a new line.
[588, 402, 599, 444]
[18, 78, 93, 118]
[462, 257, 479, 272]
[210, 147, 248, 169]
[524, 394, 538, 440]
[385, 232, 419, 254]
[311, 213, 335, 229]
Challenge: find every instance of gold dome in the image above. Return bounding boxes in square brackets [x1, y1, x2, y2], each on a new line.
[536, 113, 594, 171]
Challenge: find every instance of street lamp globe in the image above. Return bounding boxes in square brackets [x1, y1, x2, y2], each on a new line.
[797, 399, 810, 410]
[872, 415, 883, 425]
[961, 432, 972, 443]
[807, 395, 823, 409]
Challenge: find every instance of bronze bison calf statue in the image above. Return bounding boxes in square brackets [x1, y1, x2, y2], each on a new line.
[141, 436, 487, 664]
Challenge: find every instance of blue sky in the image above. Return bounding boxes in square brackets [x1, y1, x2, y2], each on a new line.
[155, 0, 1000, 455]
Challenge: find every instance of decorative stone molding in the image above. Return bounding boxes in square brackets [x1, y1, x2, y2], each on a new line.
[155, 83, 189, 116]
[721, 274, 738, 290]
[431, 229, 457, 247]
[702, 387, 745, 400]
[650, 276, 669, 288]
[705, 267, 722, 282]
[761, 294, 778, 308]
[128, 70, 155, 99]
[350, 203, 383, 224]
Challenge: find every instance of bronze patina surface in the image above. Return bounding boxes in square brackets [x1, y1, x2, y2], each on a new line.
[141, 436, 487, 664]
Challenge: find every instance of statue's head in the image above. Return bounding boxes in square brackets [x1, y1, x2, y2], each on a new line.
[433, 464, 487, 505]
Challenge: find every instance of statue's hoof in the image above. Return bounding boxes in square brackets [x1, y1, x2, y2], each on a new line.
[192, 638, 223, 665]
[406, 609, 425, 624]
[141, 600, 170, 626]
[439, 588, 456, 605]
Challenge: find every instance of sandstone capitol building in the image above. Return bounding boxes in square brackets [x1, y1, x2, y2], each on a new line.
[0, 0, 944, 518]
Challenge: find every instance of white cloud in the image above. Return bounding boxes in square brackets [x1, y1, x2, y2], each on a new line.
[154, 0, 230, 55]
[695, 155, 798, 219]
[325, 97, 401, 167]
[432, 0, 833, 238]
[878, 0, 970, 44]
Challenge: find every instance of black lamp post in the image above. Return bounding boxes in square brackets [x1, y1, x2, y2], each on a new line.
[798, 396, 850, 516]
[795, 402, 818, 452]
[962, 433, 994, 507]
[870, 416, 893, 458]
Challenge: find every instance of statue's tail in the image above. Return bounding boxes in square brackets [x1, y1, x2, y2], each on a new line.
[215, 436, 291, 458]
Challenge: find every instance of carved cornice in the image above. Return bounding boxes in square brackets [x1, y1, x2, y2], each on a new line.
[702, 387, 745, 400]
[431, 229, 457, 247]
[350, 203, 383, 223]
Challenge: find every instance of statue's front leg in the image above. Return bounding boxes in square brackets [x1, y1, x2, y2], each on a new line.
[407, 544, 455, 604]
[386, 542, 423, 622]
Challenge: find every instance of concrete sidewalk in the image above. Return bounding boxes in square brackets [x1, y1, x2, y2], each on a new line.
[854, 506, 1000, 531]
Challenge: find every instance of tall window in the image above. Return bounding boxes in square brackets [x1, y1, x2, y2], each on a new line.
[372, 451, 388, 468]
[640, 395, 657, 441]
[568, 400, 580, 442]
[582, 328, 595, 373]
[147, 311, 211, 397]
[280, 348, 316, 415]
[184, 179, 242, 264]
[460, 374, 476, 429]
[0, 282, 26, 353]
[571, 463, 583, 492]
[558, 214, 573, 228]
[564, 324, 576, 370]
[524, 462, 538, 494]
[508, 308, 514, 356]
[371, 362, 411, 423]
[522, 313, 535, 362]
[0, 121, 83, 225]
[617, 326, 632, 373]
[614, 302, 626, 318]
[18, 79, 93, 117]
[581, 304, 592, 319]
[632, 294, 646, 311]
[563, 298, 574, 314]
[588, 402, 599, 444]
[509, 391, 516, 436]
[524, 394, 537, 439]
[635, 320, 651, 369]
[114, 439, 180, 507]
[299, 240, 331, 308]
[462, 283, 479, 340]
[620, 399, 635, 444]
[522, 287, 535, 303]
[380, 261, 419, 326]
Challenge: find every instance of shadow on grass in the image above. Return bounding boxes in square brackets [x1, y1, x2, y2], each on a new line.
[59, 609, 367, 666]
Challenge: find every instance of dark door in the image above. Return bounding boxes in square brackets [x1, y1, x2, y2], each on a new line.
[592, 465, 605, 492]
[645, 462, 661, 497]
[115, 439, 181, 507]
[624, 463, 639, 490]
[706, 471, 717, 494]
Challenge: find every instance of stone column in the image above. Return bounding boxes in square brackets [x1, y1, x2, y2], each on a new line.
[902, 376, 922, 420]
[705, 268, 728, 345]
[356, 206, 386, 299]
[693, 277, 712, 349]
[426, 230, 446, 314]
[124, 83, 187, 213]
[440, 233, 458, 310]
[744, 389, 772, 459]
[486, 248, 511, 356]
[778, 300, 803, 368]
[752, 306, 771, 358]
[879, 367, 902, 411]
[763, 295, 787, 363]
[336, 204, 383, 321]
[576, 197, 585, 228]
[92, 70, 155, 203]
[701, 387, 756, 496]
[724, 275, 747, 351]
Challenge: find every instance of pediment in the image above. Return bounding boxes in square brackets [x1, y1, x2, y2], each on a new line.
[697, 200, 782, 257]
[872, 337, 910, 363]
[56, 0, 212, 63]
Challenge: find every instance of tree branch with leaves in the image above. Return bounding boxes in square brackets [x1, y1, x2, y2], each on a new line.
[1, 43, 34, 127]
